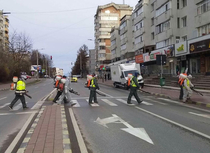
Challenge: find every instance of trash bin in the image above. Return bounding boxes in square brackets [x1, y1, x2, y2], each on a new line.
[160, 78, 165, 86]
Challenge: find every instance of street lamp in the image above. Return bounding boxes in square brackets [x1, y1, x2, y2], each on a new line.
[36, 48, 44, 80]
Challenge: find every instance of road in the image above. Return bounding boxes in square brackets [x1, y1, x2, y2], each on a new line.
[67, 79, 210, 153]
[0, 79, 54, 153]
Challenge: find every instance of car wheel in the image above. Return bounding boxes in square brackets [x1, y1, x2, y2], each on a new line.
[114, 83, 118, 88]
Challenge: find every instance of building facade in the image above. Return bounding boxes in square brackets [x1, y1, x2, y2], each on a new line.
[0, 11, 9, 50]
[89, 49, 96, 74]
[94, 3, 133, 69]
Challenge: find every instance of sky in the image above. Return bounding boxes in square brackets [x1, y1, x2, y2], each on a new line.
[1, 0, 137, 75]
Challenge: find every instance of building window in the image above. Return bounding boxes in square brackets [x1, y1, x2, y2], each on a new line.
[101, 16, 118, 21]
[182, 36, 187, 41]
[151, 3, 154, 11]
[197, 23, 210, 36]
[99, 53, 105, 58]
[182, 16, 187, 27]
[135, 20, 144, 31]
[111, 49, 116, 55]
[121, 44, 126, 50]
[99, 46, 106, 50]
[120, 33, 126, 40]
[151, 18, 154, 26]
[182, 0, 187, 7]
[197, 0, 210, 15]
[156, 39, 170, 49]
[177, 0, 180, 9]
[156, 2, 171, 17]
[155, 20, 170, 34]
[111, 40, 116, 46]
[177, 18, 180, 28]
[134, 6, 143, 18]
[120, 21, 127, 30]
[151, 32, 154, 40]
[176, 36, 180, 43]
[135, 35, 143, 44]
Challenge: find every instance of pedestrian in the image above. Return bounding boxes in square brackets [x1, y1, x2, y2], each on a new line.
[57, 76, 76, 106]
[9, 76, 28, 109]
[53, 75, 62, 103]
[183, 74, 194, 103]
[88, 73, 100, 104]
[127, 72, 142, 104]
[178, 73, 187, 100]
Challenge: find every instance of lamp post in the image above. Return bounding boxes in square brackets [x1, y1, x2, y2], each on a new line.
[36, 48, 44, 80]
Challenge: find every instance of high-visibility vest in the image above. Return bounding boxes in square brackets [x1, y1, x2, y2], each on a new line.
[131, 77, 137, 87]
[183, 79, 190, 88]
[91, 78, 96, 88]
[87, 80, 91, 87]
[16, 80, 26, 91]
[178, 73, 187, 85]
[128, 78, 131, 86]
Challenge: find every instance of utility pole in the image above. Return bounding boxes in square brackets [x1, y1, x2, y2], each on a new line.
[36, 50, 39, 80]
[80, 53, 82, 78]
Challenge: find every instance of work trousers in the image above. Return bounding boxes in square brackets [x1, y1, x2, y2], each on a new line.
[53, 90, 62, 102]
[89, 89, 97, 103]
[179, 85, 183, 100]
[183, 88, 192, 102]
[10, 94, 27, 108]
[127, 87, 141, 104]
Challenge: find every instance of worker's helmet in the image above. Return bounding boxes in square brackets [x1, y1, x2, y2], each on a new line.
[87, 75, 92, 80]
[56, 75, 62, 81]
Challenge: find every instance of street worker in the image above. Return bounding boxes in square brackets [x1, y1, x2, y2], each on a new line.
[53, 75, 63, 103]
[9, 76, 28, 109]
[178, 72, 187, 100]
[88, 73, 100, 104]
[127, 72, 142, 104]
[57, 76, 76, 106]
[183, 74, 194, 103]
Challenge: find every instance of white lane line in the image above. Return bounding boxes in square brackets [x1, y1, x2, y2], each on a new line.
[5, 112, 36, 153]
[13, 102, 28, 110]
[101, 99, 117, 106]
[85, 99, 99, 107]
[135, 107, 210, 140]
[98, 90, 113, 98]
[31, 88, 56, 110]
[0, 111, 37, 116]
[132, 98, 153, 105]
[69, 108, 88, 153]
[0, 103, 10, 109]
[158, 98, 210, 113]
[72, 100, 80, 107]
[144, 98, 168, 105]
[189, 112, 210, 119]
[0, 97, 7, 101]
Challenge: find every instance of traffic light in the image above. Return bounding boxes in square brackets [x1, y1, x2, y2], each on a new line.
[50, 56, 52, 60]
[102, 67, 105, 70]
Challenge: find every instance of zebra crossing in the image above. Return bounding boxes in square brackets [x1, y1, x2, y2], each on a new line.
[70, 98, 157, 108]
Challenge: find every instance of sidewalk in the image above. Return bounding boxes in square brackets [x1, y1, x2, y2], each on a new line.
[97, 79, 210, 108]
[17, 105, 71, 153]
[0, 78, 42, 91]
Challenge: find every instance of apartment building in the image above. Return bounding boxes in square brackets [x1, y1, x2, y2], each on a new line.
[0, 11, 9, 50]
[89, 49, 96, 74]
[94, 3, 133, 69]
[110, 27, 120, 62]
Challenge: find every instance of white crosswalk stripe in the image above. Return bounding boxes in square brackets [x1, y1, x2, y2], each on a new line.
[13, 102, 28, 110]
[72, 100, 80, 107]
[101, 99, 117, 106]
[116, 99, 135, 105]
[131, 98, 153, 105]
[85, 99, 99, 107]
[144, 98, 168, 105]
[0, 103, 10, 109]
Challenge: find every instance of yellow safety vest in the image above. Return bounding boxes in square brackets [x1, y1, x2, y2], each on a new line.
[16, 80, 26, 91]
[131, 77, 137, 87]
[183, 79, 190, 88]
[91, 78, 96, 88]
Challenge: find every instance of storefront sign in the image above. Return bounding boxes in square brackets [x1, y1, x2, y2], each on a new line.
[189, 38, 210, 53]
[175, 41, 188, 57]
[135, 54, 144, 63]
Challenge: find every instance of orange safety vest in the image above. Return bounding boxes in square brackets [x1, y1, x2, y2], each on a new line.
[128, 78, 131, 86]
[87, 80, 91, 87]
[55, 80, 60, 88]
[178, 73, 187, 85]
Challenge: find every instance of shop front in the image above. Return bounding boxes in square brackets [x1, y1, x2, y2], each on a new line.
[188, 35, 210, 75]
[175, 41, 189, 74]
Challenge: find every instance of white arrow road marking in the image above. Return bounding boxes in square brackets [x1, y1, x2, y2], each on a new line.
[101, 99, 117, 106]
[86, 99, 99, 107]
[135, 107, 210, 140]
[95, 114, 154, 144]
[0, 103, 10, 109]
[72, 100, 80, 107]
[132, 98, 153, 105]
[13, 102, 28, 110]
[189, 112, 210, 119]
[0, 97, 7, 101]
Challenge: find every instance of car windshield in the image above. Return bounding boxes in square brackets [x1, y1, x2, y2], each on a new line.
[72, 75, 77, 78]
[124, 70, 139, 77]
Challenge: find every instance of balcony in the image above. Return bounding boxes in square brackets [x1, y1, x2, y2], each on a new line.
[133, 27, 145, 38]
[133, 41, 144, 51]
[155, 9, 172, 25]
[99, 34, 110, 39]
[195, 0, 203, 4]
[155, 29, 173, 42]
[195, 12, 210, 28]
[99, 42, 106, 46]
[156, 0, 169, 9]
[120, 37, 128, 45]
[98, 49, 106, 54]
[111, 44, 117, 50]
[133, 12, 145, 25]
[98, 57, 106, 61]
[120, 26, 128, 36]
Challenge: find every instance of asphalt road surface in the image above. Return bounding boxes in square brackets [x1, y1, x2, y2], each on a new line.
[0, 79, 54, 153]
[67, 79, 210, 153]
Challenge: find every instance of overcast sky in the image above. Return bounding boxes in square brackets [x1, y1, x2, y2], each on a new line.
[1, 0, 137, 75]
